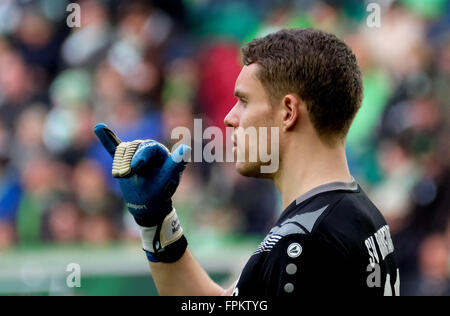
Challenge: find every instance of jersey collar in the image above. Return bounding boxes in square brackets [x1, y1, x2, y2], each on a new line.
[295, 176, 358, 206]
[282, 176, 359, 215]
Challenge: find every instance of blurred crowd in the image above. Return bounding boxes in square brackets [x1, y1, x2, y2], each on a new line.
[0, 0, 448, 296]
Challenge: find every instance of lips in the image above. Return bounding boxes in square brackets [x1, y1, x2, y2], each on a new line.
[232, 134, 237, 152]
[231, 134, 237, 152]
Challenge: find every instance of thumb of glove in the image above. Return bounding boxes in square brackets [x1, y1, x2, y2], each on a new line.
[94, 123, 122, 158]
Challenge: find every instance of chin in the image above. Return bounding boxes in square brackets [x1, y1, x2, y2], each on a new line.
[235, 162, 273, 179]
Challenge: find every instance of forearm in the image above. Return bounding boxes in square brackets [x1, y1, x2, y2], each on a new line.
[149, 248, 226, 296]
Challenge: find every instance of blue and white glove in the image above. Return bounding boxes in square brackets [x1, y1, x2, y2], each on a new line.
[94, 123, 191, 263]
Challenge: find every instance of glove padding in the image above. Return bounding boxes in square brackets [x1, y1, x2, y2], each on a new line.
[94, 123, 191, 262]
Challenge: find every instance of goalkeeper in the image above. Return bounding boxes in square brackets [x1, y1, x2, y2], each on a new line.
[94, 28, 399, 296]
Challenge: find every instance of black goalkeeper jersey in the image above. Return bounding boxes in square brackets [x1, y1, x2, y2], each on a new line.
[232, 178, 399, 296]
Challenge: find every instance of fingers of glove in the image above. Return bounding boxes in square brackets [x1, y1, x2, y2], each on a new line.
[94, 123, 122, 158]
[130, 141, 171, 174]
[112, 141, 142, 177]
[155, 144, 191, 198]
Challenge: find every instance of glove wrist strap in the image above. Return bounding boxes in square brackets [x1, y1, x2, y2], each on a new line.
[139, 208, 187, 263]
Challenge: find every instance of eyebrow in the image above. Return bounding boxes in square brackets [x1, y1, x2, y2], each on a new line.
[234, 90, 248, 99]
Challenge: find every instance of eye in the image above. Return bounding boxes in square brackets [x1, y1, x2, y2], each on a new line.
[239, 98, 248, 106]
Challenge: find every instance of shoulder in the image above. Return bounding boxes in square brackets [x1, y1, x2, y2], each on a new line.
[269, 189, 367, 239]
[313, 188, 388, 246]
[262, 189, 377, 264]
[260, 191, 358, 273]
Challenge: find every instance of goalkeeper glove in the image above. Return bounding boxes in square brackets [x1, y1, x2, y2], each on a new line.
[94, 123, 191, 263]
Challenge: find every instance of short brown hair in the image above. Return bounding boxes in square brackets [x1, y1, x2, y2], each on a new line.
[242, 28, 363, 142]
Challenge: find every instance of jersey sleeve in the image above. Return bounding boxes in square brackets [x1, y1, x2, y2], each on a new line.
[258, 232, 352, 296]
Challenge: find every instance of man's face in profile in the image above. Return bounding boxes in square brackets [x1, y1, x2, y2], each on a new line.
[224, 63, 279, 178]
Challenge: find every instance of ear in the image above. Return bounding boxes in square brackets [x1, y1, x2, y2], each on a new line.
[281, 94, 302, 131]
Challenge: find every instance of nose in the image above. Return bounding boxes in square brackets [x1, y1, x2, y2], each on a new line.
[224, 103, 239, 128]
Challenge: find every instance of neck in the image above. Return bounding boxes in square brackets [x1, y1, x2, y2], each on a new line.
[273, 138, 352, 210]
